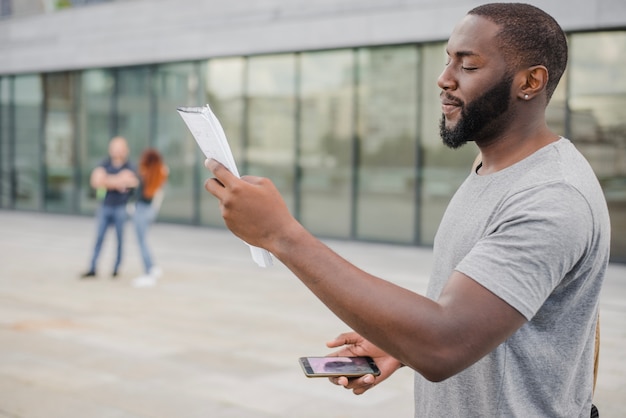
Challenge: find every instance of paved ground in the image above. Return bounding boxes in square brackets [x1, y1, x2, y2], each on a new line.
[0, 210, 624, 418]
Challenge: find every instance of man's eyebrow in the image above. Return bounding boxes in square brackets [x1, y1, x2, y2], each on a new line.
[445, 48, 480, 58]
[451, 50, 479, 58]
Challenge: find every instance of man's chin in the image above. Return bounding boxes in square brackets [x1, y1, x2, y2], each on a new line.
[439, 118, 468, 149]
[441, 133, 468, 149]
[446, 141, 468, 150]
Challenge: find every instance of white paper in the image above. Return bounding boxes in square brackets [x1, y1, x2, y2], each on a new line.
[177, 104, 273, 268]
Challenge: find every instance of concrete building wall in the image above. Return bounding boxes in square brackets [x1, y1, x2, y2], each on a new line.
[1, 0, 625, 75]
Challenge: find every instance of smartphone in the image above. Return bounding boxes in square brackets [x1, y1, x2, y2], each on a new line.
[299, 356, 381, 378]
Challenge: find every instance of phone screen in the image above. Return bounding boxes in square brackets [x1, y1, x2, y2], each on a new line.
[299, 356, 381, 378]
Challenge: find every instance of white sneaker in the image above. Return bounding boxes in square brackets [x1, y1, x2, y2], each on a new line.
[149, 266, 162, 279]
[132, 275, 157, 288]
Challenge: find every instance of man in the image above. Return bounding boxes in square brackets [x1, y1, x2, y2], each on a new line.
[204, 3, 610, 417]
[81, 136, 138, 279]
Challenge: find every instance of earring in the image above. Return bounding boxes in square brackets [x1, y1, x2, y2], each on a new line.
[524, 94, 529, 100]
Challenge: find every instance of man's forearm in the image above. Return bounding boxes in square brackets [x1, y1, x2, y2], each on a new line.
[268, 223, 447, 378]
[91, 170, 137, 191]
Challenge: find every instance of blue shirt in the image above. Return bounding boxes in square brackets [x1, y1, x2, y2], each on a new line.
[99, 158, 137, 207]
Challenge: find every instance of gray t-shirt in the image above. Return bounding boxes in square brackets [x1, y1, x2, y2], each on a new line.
[414, 138, 610, 417]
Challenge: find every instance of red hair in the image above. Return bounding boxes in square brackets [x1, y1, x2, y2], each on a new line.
[139, 148, 168, 199]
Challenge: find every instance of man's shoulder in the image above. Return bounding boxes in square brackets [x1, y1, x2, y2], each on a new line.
[508, 137, 595, 188]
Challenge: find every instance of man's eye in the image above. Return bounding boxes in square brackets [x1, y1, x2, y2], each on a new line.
[462, 66, 477, 71]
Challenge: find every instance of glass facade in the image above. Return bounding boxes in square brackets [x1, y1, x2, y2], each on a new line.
[202, 58, 245, 227]
[155, 63, 199, 224]
[43, 72, 77, 213]
[299, 50, 354, 238]
[0, 76, 10, 208]
[1, 32, 625, 261]
[78, 69, 115, 214]
[13, 74, 43, 211]
[355, 46, 419, 243]
[569, 32, 626, 262]
[115, 66, 152, 157]
[246, 54, 298, 213]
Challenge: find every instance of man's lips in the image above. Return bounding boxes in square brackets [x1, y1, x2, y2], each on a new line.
[440, 93, 462, 117]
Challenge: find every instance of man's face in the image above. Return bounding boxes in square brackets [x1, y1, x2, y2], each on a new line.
[439, 73, 514, 149]
[109, 137, 129, 165]
[437, 15, 514, 149]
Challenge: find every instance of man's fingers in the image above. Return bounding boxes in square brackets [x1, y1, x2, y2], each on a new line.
[326, 332, 360, 348]
[204, 177, 225, 198]
[329, 375, 375, 395]
[204, 158, 236, 186]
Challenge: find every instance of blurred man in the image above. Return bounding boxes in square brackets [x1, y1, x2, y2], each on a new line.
[81, 136, 138, 279]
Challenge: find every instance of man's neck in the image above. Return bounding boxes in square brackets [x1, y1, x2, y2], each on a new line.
[475, 125, 559, 175]
[111, 158, 125, 168]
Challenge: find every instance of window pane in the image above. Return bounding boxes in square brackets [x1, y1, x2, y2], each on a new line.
[43, 72, 77, 213]
[569, 32, 626, 261]
[299, 50, 354, 238]
[78, 69, 114, 214]
[0, 77, 9, 208]
[202, 57, 246, 227]
[546, 70, 567, 137]
[356, 46, 419, 243]
[246, 54, 297, 212]
[115, 66, 151, 157]
[14, 74, 43, 210]
[154, 62, 198, 223]
[419, 43, 477, 245]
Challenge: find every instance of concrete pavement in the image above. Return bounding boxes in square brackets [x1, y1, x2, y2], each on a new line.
[0, 210, 624, 417]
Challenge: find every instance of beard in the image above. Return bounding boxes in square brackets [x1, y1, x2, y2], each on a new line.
[439, 74, 515, 149]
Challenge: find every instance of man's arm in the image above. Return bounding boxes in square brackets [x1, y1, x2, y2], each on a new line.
[205, 159, 526, 382]
[90, 166, 107, 189]
[90, 167, 138, 191]
[267, 221, 525, 381]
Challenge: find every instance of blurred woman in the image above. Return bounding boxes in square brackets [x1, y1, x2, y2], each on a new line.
[132, 148, 169, 288]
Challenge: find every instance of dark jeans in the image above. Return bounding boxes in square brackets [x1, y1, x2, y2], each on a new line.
[88, 204, 127, 273]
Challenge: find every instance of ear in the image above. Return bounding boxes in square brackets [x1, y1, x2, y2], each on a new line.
[516, 65, 548, 101]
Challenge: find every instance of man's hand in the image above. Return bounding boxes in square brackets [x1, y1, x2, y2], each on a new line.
[204, 158, 299, 251]
[325, 331, 403, 395]
[114, 169, 138, 191]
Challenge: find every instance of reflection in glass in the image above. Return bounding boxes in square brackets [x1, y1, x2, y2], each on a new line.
[246, 54, 297, 211]
[546, 71, 567, 137]
[1, 34, 625, 262]
[355, 46, 419, 243]
[154, 63, 198, 222]
[202, 58, 246, 226]
[570, 32, 626, 261]
[43, 72, 77, 213]
[0, 77, 10, 208]
[115, 66, 151, 158]
[14, 74, 43, 210]
[78, 69, 115, 214]
[299, 50, 354, 238]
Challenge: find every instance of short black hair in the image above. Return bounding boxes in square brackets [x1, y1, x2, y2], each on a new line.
[468, 3, 568, 102]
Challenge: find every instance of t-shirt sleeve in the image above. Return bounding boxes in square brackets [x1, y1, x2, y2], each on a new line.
[455, 182, 592, 320]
